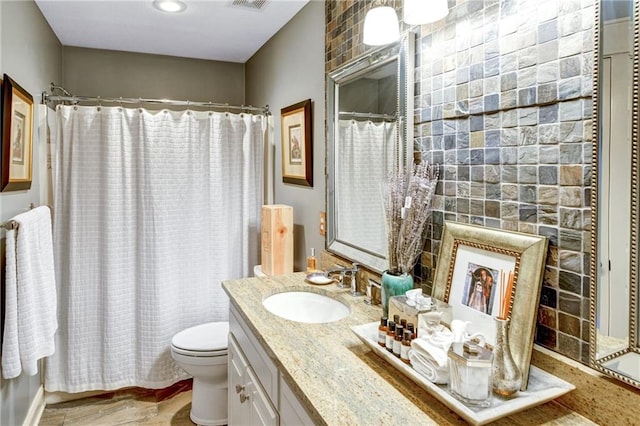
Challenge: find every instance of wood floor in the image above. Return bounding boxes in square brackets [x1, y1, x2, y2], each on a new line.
[39, 380, 196, 426]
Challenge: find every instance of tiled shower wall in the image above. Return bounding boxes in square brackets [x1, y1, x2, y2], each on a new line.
[325, 0, 595, 364]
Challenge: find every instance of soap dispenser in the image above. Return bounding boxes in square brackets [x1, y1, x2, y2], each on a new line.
[306, 248, 318, 273]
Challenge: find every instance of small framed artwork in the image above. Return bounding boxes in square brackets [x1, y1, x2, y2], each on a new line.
[432, 221, 548, 390]
[1, 74, 34, 192]
[281, 99, 312, 186]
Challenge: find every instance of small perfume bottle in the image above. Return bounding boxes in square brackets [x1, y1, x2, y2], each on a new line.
[306, 248, 318, 273]
[447, 341, 493, 407]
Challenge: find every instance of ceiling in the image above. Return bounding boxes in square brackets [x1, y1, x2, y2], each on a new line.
[34, 0, 311, 63]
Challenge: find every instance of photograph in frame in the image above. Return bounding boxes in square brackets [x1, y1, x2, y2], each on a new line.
[447, 241, 520, 345]
[2, 74, 34, 191]
[281, 99, 312, 186]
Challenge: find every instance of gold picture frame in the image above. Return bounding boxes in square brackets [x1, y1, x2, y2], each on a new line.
[281, 99, 312, 186]
[432, 221, 548, 390]
[1, 74, 34, 192]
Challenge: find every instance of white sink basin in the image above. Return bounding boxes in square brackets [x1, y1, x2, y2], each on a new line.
[262, 291, 350, 324]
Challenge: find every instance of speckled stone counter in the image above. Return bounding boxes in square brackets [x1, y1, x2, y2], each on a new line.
[222, 273, 632, 425]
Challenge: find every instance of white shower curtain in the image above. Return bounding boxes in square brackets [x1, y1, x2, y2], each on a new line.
[336, 119, 396, 257]
[45, 105, 264, 392]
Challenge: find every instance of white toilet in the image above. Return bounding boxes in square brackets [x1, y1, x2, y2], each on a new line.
[171, 322, 229, 426]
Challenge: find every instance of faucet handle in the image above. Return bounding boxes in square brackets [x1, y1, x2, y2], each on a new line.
[365, 279, 381, 305]
[348, 267, 363, 297]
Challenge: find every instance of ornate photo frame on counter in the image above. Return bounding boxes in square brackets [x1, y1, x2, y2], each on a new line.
[432, 221, 548, 390]
[280, 99, 312, 186]
[1, 74, 34, 192]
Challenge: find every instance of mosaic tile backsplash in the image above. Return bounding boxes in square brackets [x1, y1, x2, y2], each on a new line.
[325, 0, 595, 364]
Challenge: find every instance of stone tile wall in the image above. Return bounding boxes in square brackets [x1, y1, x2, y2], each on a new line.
[325, 0, 595, 364]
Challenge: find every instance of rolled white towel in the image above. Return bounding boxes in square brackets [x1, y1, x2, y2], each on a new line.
[411, 336, 450, 368]
[409, 349, 449, 384]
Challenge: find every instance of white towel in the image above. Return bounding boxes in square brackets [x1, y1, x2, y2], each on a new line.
[409, 335, 452, 384]
[411, 336, 450, 368]
[409, 349, 449, 384]
[2, 206, 57, 379]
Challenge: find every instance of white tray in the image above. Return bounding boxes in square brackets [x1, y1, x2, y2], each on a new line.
[351, 322, 575, 426]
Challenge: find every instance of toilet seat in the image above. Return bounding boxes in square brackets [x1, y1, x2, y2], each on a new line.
[171, 322, 228, 357]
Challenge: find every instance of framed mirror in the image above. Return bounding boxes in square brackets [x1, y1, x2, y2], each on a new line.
[590, 0, 640, 389]
[326, 32, 415, 273]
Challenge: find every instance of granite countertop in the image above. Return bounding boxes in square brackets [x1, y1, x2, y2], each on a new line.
[222, 272, 596, 425]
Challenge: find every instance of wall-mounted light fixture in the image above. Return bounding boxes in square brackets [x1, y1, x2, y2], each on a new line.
[363, 1, 400, 46]
[403, 0, 449, 25]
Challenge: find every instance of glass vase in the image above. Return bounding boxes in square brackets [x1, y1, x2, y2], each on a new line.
[492, 317, 522, 397]
[381, 271, 414, 317]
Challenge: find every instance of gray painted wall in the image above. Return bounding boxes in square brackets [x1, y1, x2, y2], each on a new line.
[0, 1, 62, 424]
[62, 46, 245, 103]
[245, 1, 325, 271]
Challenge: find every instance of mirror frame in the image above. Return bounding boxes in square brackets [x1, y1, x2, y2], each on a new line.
[326, 32, 415, 273]
[590, 0, 640, 389]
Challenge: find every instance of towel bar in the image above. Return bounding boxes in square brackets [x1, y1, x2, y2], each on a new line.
[2, 220, 18, 230]
[2, 203, 36, 230]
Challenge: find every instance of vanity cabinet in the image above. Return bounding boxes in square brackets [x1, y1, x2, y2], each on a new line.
[228, 334, 278, 426]
[228, 305, 314, 426]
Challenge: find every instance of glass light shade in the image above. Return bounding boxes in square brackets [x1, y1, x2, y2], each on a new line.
[403, 0, 449, 25]
[363, 6, 400, 46]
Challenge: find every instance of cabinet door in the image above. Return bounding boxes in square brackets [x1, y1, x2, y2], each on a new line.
[279, 375, 314, 426]
[246, 366, 279, 426]
[228, 334, 251, 426]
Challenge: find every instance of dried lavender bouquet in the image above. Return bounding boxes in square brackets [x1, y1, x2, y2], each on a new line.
[383, 162, 439, 275]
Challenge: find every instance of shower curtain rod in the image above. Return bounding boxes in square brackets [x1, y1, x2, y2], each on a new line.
[338, 111, 397, 121]
[42, 84, 270, 114]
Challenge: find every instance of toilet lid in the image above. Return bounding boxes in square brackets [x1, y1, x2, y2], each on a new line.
[172, 322, 229, 352]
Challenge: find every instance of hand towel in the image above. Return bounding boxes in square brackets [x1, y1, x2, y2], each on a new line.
[409, 349, 449, 384]
[408, 333, 453, 384]
[2, 206, 57, 379]
[411, 334, 451, 368]
[2, 228, 20, 378]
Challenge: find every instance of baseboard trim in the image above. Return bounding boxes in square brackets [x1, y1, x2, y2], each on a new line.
[44, 389, 104, 404]
[23, 385, 45, 426]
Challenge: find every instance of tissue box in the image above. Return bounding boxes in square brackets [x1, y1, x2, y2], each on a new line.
[388, 295, 433, 329]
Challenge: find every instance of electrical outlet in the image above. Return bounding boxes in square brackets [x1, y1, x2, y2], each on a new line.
[319, 212, 326, 236]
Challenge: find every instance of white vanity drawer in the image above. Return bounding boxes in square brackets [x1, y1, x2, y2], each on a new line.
[229, 304, 279, 403]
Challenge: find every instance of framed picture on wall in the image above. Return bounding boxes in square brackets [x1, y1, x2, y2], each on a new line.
[281, 99, 312, 187]
[1, 74, 34, 192]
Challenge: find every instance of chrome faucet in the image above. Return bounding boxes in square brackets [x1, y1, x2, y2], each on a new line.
[323, 264, 352, 277]
[324, 264, 348, 288]
[324, 263, 361, 295]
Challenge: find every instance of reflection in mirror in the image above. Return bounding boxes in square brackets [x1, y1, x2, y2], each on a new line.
[327, 33, 415, 273]
[592, 0, 640, 388]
